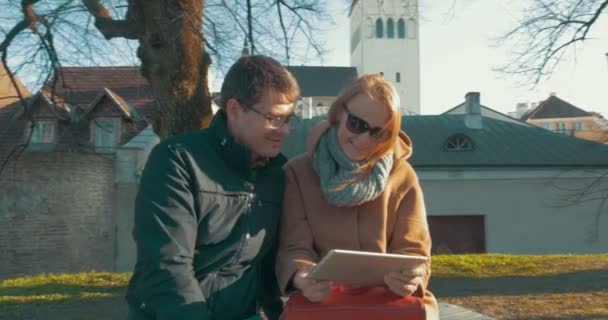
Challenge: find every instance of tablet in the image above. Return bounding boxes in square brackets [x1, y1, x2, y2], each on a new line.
[306, 249, 428, 286]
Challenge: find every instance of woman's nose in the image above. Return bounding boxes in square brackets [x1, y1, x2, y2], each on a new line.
[351, 132, 372, 148]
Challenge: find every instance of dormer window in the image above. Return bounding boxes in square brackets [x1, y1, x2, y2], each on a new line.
[444, 134, 474, 151]
[27, 120, 56, 144]
[92, 118, 120, 152]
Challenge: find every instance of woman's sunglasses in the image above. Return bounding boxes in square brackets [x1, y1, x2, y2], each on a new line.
[343, 104, 386, 138]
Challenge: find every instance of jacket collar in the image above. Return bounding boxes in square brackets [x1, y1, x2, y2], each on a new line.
[208, 111, 286, 173]
[208, 111, 254, 172]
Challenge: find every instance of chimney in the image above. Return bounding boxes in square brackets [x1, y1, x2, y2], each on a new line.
[516, 102, 529, 118]
[464, 92, 483, 129]
[241, 39, 250, 57]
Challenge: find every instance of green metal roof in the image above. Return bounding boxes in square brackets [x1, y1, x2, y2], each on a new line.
[282, 115, 608, 168]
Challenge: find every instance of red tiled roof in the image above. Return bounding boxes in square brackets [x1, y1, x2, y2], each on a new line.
[0, 66, 158, 158]
[48, 66, 157, 120]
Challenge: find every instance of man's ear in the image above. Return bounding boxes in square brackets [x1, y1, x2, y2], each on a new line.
[225, 98, 241, 123]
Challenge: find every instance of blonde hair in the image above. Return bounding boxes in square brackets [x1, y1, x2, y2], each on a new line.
[327, 74, 402, 179]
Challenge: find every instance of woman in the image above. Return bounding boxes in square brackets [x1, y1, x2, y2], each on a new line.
[275, 74, 438, 319]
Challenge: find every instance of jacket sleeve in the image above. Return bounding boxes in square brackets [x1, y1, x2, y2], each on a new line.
[131, 143, 209, 320]
[387, 166, 433, 298]
[257, 241, 283, 320]
[275, 163, 319, 295]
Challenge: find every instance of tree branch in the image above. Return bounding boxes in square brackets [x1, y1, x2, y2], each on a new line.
[276, 1, 290, 64]
[495, 0, 608, 84]
[246, 0, 255, 54]
[81, 0, 142, 39]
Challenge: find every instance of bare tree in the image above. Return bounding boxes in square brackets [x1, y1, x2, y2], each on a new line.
[549, 168, 608, 242]
[0, 0, 332, 140]
[495, 0, 608, 84]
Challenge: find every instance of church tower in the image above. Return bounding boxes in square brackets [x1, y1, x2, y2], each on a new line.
[350, 0, 421, 115]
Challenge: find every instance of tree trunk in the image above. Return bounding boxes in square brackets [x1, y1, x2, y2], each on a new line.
[134, 0, 213, 140]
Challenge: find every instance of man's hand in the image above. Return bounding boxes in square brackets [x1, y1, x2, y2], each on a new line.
[292, 264, 332, 302]
[384, 265, 424, 297]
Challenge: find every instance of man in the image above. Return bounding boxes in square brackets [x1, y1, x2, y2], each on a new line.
[126, 55, 300, 320]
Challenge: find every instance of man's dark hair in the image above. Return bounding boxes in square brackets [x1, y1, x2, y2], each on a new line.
[219, 55, 300, 109]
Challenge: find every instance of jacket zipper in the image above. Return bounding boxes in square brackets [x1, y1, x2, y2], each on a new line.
[228, 192, 253, 266]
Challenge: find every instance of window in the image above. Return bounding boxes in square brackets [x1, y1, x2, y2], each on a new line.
[573, 122, 583, 132]
[396, 72, 401, 83]
[92, 118, 120, 152]
[444, 134, 474, 151]
[379, 71, 384, 76]
[375, 18, 384, 38]
[27, 120, 55, 144]
[541, 123, 551, 130]
[397, 19, 406, 38]
[555, 122, 566, 134]
[386, 18, 395, 38]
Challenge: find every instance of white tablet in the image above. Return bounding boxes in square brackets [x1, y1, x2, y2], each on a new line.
[306, 249, 428, 286]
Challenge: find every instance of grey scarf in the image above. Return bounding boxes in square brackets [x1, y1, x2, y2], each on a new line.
[312, 127, 393, 207]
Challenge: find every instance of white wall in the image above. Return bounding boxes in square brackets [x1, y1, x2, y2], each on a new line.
[418, 169, 608, 254]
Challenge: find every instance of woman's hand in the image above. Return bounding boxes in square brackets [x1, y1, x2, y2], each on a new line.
[292, 264, 332, 302]
[384, 265, 425, 297]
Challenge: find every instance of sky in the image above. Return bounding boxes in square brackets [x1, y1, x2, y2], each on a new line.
[5, 1, 605, 117]
[302, 0, 608, 116]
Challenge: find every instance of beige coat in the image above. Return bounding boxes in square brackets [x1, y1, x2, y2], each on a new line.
[275, 123, 439, 319]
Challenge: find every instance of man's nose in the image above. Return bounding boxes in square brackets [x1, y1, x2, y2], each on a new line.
[277, 123, 291, 136]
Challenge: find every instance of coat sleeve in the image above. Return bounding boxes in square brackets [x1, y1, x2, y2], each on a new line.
[131, 143, 209, 320]
[275, 163, 320, 295]
[387, 166, 433, 298]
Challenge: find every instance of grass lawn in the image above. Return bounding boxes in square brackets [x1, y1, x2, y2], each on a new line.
[430, 254, 608, 319]
[1, 254, 607, 319]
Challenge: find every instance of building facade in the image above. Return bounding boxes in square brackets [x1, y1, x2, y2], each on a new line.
[349, 0, 421, 115]
[517, 94, 607, 143]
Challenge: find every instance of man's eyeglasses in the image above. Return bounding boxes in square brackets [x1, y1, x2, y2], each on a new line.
[343, 104, 386, 138]
[241, 101, 299, 129]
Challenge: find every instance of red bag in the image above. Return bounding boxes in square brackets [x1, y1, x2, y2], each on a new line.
[282, 286, 426, 320]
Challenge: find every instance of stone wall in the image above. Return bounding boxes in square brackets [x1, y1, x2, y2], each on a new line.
[0, 152, 115, 279]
